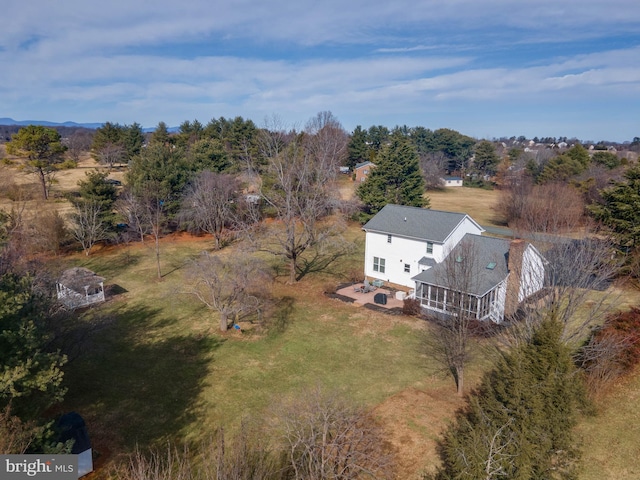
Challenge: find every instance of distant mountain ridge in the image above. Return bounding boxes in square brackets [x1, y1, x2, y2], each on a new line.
[0, 118, 175, 132]
[0, 117, 105, 129]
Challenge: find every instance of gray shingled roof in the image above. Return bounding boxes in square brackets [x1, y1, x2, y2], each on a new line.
[355, 161, 375, 169]
[412, 234, 511, 296]
[362, 204, 482, 242]
[418, 257, 437, 268]
[58, 267, 105, 293]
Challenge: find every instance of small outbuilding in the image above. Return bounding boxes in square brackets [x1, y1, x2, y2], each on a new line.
[442, 176, 463, 187]
[56, 267, 105, 309]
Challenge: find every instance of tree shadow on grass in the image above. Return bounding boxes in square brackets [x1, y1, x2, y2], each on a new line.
[57, 304, 223, 464]
[268, 296, 295, 334]
[80, 249, 142, 281]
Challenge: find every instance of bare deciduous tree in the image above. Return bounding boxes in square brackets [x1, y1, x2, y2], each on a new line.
[26, 207, 68, 255]
[304, 111, 349, 169]
[64, 130, 94, 163]
[497, 176, 585, 235]
[116, 189, 150, 243]
[272, 387, 395, 480]
[258, 115, 350, 283]
[0, 404, 40, 454]
[96, 142, 126, 170]
[578, 328, 634, 392]
[421, 240, 487, 396]
[504, 233, 621, 348]
[183, 252, 272, 332]
[110, 424, 276, 480]
[179, 171, 240, 249]
[141, 183, 168, 280]
[420, 152, 447, 189]
[69, 201, 109, 256]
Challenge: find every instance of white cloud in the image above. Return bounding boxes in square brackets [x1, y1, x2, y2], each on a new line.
[1, 1, 639, 140]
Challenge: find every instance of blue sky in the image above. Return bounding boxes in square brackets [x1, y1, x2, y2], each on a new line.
[1, 0, 639, 142]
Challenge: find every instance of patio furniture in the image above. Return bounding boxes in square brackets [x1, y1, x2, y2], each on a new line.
[363, 279, 377, 293]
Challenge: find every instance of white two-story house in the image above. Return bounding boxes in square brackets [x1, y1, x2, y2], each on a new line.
[362, 204, 545, 323]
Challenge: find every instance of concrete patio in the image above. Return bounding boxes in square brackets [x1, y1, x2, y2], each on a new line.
[334, 283, 406, 312]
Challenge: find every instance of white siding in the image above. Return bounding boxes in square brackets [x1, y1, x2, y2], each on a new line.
[364, 216, 483, 288]
[519, 245, 545, 301]
[365, 232, 429, 287]
[440, 217, 484, 260]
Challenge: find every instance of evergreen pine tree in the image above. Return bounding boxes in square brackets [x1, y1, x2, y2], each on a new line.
[437, 317, 587, 479]
[589, 165, 640, 249]
[347, 125, 370, 169]
[356, 133, 427, 215]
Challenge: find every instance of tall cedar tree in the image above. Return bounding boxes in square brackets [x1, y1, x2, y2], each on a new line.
[75, 171, 118, 225]
[437, 317, 587, 480]
[473, 140, 500, 177]
[357, 133, 427, 215]
[347, 125, 370, 169]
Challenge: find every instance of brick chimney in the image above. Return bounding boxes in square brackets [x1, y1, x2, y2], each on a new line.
[505, 239, 525, 317]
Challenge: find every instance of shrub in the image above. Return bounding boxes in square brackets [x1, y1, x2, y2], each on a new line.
[323, 282, 337, 295]
[347, 268, 364, 284]
[579, 307, 640, 392]
[402, 297, 421, 316]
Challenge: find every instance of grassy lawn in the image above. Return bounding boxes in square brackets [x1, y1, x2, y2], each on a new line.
[578, 368, 640, 479]
[23, 176, 640, 477]
[428, 187, 504, 227]
[57, 230, 464, 476]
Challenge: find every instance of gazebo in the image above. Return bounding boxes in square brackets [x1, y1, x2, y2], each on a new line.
[56, 267, 105, 309]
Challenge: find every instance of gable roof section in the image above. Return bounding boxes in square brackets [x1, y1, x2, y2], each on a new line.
[412, 234, 511, 296]
[362, 204, 484, 243]
[355, 161, 375, 169]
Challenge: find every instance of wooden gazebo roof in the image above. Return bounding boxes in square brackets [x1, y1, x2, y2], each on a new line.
[58, 267, 105, 293]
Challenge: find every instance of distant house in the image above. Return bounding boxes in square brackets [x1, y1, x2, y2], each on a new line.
[354, 161, 376, 183]
[245, 193, 261, 204]
[362, 204, 545, 323]
[442, 176, 463, 187]
[56, 267, 105, 309]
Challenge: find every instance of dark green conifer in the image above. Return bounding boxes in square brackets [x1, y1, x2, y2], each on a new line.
[437, 317, 587, 479]
[356, 133, 427, 215]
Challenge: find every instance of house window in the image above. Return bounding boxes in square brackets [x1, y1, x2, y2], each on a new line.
[373, 257, 385, 273]
[426, 242, 434, 254]
[387, 234, 392, 243]
[404, 263, 410, 273]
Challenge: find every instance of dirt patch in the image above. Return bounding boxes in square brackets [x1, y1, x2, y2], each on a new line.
[373, 385, 465, 479]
